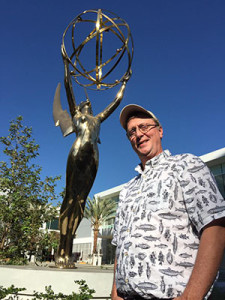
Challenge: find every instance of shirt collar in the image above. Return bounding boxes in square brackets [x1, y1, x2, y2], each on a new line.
[135, 150, 171, 174]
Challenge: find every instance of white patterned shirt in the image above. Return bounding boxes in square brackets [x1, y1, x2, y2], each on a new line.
[112, 150, 225, 299]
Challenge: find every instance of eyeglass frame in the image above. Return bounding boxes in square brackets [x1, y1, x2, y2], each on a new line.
[126, 123, 159, 139]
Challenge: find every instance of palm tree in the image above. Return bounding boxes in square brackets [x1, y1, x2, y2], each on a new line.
[84, 196, 117, 255]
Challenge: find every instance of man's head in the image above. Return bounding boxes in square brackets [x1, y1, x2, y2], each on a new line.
[120, 104, 163, 167]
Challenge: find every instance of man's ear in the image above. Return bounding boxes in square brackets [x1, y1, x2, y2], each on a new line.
[159, 126, 163, 139]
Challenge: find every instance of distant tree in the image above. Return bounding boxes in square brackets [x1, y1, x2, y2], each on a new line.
[36, 230, 60, 263]
[84, 196, 117, 255]
[0, 116, 61, 263]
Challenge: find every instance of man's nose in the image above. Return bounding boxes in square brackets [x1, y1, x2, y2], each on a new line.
[135, 126, 143, 138]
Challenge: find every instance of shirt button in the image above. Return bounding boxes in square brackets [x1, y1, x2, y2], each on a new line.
[127, 229, 130, 232]
[125, 279, 129, 283]
[125, 252, 128, 256]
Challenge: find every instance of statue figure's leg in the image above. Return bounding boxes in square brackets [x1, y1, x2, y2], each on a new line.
[55, 144, 98, 268]
[56, 196, 85, 268]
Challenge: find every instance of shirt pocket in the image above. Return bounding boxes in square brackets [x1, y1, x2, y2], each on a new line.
[145, 178, 172, 212]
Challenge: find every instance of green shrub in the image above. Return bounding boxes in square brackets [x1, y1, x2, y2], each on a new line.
[32, 280, 95, 299]
[0, 280, 95, 300]
[0, 285, 25, 299]
[0, 250, 28, 266]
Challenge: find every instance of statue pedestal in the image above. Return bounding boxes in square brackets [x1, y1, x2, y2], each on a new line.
[55, 255, 76, 269]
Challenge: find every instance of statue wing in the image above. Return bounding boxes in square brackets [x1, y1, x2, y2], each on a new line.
[53, 83, 75, 137]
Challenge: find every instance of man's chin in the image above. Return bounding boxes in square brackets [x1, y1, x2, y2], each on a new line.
[137, 150, 152, 159]
[137, 144, 151, 154]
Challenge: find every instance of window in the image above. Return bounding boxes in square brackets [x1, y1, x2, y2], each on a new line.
[72, 243, 92, 260]
[46, 218, 59, 230]
[209, 163, 225, 198]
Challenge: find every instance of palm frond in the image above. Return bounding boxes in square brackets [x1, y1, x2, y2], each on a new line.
[84, 196, 117, 227]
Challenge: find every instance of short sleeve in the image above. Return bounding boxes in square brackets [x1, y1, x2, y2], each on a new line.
[111, 204, 120, 246]
[111, 188, 126, 246]
[180, 154, 225, 233]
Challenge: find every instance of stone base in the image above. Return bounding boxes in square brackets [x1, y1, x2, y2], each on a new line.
[55, 261, 76, 269]
[55, 255, 76, 269]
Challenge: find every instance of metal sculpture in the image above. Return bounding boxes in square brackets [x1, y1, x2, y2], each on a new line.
[53, 9, 133, 268]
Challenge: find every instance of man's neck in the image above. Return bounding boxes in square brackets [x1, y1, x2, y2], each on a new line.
[140, 149, 164, 169]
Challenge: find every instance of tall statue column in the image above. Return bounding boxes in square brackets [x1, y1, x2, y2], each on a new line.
[53, 9, 133, 268]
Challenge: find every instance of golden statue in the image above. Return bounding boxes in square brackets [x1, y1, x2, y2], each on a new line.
[53, 9, 133, 268]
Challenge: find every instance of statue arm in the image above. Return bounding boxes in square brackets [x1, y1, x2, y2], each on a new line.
[61, 44, 77, 117]
[97, 71, 131, 123]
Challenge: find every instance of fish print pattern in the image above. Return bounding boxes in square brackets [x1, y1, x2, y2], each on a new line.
[160, 276, 166, 293]
[146, 262, 151, 279]
[112, 150, 225, 299]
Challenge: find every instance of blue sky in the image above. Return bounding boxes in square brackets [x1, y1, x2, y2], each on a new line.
[1, 0, 225, 203]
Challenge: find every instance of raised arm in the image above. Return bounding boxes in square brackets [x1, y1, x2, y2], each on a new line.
[61, 44, 77, 117]
[97, 71, 131, 123]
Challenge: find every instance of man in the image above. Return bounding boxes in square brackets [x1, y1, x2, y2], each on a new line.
[111, 104, 225, 300]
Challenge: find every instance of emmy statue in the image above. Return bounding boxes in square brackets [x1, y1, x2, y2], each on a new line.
[53, 9, 133, 268]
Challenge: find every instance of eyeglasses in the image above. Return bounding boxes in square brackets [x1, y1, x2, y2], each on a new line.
[126, 123, 158, 139]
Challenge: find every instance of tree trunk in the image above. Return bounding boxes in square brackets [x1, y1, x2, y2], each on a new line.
[93, 227, 99, 254]
[0, 226, 9, 250]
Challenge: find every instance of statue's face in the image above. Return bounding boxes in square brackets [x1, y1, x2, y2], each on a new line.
[79, 100, 93, 115]
[80, 103, 92, 114]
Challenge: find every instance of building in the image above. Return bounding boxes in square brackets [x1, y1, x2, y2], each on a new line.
[200, 148, 225, 273]
[72, 147, 225, 266]
[72, 184, 124, 264]
[200, 148, 225, 198]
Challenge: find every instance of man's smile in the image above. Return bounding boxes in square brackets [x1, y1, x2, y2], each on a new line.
[137, 139, 149, 148]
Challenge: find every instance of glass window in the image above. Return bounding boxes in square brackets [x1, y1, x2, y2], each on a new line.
[214, 174, 225, 198]
[72, 243, 92, 260]
[209, 163, 225, 198]
[210, 164, 223, 176]
[222, 163, 225, 174]
[46, 218, 59, 230]
[50, 218, 59, 230]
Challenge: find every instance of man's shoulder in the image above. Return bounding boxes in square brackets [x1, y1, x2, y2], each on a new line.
[164, 152, 208, 180]
[163, 152, 205, 173]
[119, 175, 140, 195]
[167, 152, 202, 164]
[123, 175, 139, 188]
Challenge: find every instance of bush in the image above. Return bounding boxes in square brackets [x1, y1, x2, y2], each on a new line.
[0, 280, 95, 300]
[0, 285, 25, 299]
[5, 257, 28, 266]
[0, 251, 28, 265]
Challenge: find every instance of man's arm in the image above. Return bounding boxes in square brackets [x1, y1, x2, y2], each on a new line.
[174, 218, 225, 300]
[111, 257, 123, 300]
